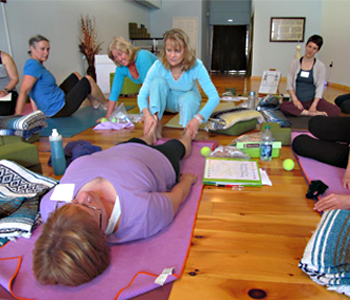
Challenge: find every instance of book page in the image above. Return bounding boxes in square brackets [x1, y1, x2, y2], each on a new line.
[205, 159, 260, 181]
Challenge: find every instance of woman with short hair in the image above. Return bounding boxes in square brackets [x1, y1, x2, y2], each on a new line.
[15, 35, 107, 117]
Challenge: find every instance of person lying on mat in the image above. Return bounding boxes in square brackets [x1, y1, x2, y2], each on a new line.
[293, 115, 350, 212]
[33, 124, 197, 286]
[137, 28, 220, 139]
[98, 36, 157, 121]
[0, 50, 19, 116]
[15, 35, 108, 117]
[280, 34, 339, 118]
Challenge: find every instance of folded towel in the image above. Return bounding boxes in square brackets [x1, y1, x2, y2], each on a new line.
[0, 159, 57, 246]
[0, 126, 44, 140]
[300, 209, 350, 296]
[48, 140, 102, 167]
[93, 121, 134, 130]
[0, 111, 47, 130]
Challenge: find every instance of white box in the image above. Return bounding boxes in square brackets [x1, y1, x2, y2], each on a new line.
[95, 54, 116, 94]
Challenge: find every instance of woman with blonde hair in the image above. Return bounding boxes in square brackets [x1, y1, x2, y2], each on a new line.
[138, 28, 220, 139]
[101, 36, 157, 120]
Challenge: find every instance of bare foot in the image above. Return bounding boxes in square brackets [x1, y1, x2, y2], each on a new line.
[314, 111, 328, 116]
[147, 122, 157, 145]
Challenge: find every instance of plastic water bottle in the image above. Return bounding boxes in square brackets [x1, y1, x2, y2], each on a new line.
[248, 91, 257, 110]
[260, 125, 273, 161]
[49, 128, 66, 175]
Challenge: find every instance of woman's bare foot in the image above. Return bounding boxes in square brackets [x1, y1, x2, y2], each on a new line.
[147, 122, 158, 145]
[313, 111, 328, 116]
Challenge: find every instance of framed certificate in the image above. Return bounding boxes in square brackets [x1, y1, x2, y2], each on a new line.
[270, 17, 305, 42]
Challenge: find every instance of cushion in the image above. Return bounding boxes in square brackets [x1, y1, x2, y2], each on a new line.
[207, 107, 264, 136]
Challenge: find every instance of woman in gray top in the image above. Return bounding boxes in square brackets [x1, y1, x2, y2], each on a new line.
[280, 35, 339, 117]
[0, 51, 19, 115]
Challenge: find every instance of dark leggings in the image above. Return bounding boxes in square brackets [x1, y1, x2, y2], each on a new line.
[292, 116, 350, 168]
[335, 93, 350, 114]
[51, 73, 91, 118]
[121, 138, 186, 178]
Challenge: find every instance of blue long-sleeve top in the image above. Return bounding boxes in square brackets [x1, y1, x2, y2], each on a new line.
[109, 49, 157, 102]
[137, 59, 220, 121]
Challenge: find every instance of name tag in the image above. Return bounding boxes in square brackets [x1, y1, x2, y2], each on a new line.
[300, 71, 310, 78]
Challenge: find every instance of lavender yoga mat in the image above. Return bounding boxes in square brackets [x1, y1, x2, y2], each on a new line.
[0, 139, 217, 300]
[292, 132, 350, 197]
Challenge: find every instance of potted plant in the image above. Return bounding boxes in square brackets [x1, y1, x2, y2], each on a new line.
[78, 15, 102, 82]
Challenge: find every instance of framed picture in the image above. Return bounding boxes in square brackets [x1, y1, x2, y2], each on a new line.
[270, 17, 305, 42]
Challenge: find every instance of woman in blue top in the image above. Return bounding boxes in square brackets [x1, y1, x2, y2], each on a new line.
[138, 28, 220, 139]
[15, 35, 108, 117]
[101, 37, 157, 120]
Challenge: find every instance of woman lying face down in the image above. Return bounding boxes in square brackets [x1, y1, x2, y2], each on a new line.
[32, 126, 197, 286]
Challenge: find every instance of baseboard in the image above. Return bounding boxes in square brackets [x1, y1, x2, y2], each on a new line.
[326, 81, 350, 91]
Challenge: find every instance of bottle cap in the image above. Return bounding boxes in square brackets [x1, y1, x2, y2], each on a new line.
[265, 125, 270, 130]
[51, 128, 59, 136]
[249, 91, 256, 96]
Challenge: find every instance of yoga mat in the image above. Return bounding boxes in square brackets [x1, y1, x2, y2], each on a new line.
[286, 116, 311, 130]
[164, 102, 235, 129]
[0, 139, 217, 300]
[40, 106, 134, 138]
[292, 132, 350, 196]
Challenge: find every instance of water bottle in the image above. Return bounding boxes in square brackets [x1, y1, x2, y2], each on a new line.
[248, 91, 257, 110]
[49, 128, 67, 175]
[260, 125, 273, 161]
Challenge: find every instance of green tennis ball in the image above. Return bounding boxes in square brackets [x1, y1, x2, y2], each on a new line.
[101, 117, 107, 123]
[283, 159, 295, 171]
[111, 118, 117, 123]
[201, 146, 211, 157]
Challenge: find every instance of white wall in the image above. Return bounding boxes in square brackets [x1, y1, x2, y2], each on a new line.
[150, 0, 203, 60]
[319, 1, 350, 87]
[1, 0, 150, 86]
[251, 0, 322, 78]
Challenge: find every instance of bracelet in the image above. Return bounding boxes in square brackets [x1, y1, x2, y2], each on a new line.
[194, 114, 203, 125]
[3, 88, 9, 93]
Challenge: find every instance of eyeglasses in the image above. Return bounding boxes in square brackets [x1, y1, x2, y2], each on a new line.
[55, 201, 102, 230]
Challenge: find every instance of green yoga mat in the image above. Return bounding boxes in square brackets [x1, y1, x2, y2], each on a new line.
[40, 105, 134, 138]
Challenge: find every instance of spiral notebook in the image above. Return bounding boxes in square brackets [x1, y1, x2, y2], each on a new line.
[203, 158, 262, 187]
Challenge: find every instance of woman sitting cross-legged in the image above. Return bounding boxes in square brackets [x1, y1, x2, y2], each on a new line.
[280, 34, 339, 118]
[15, 35, 108, 117]
[293, 116, 350, 212]
[33, 124, 197, 286]
[138, 28, 220, 139]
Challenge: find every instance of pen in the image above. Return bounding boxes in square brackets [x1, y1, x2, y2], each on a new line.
[216, 184, 244, 188]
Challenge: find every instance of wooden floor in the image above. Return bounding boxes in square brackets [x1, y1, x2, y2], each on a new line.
[34, 75, 349, 300]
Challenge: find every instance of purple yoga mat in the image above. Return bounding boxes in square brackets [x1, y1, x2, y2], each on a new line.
[0, 140, 217, 300]
[292, 132, 350, 196]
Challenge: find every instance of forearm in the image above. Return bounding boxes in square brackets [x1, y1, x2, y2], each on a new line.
[4, 78, 18, 92]
[15, 92, 28, 115]
[288, 89, 298, 102]
[106, 100, 117, 117]
[169, 178, 194, 213]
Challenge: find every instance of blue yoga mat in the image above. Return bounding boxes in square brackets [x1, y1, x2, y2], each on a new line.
[40, 105, 134, 138]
